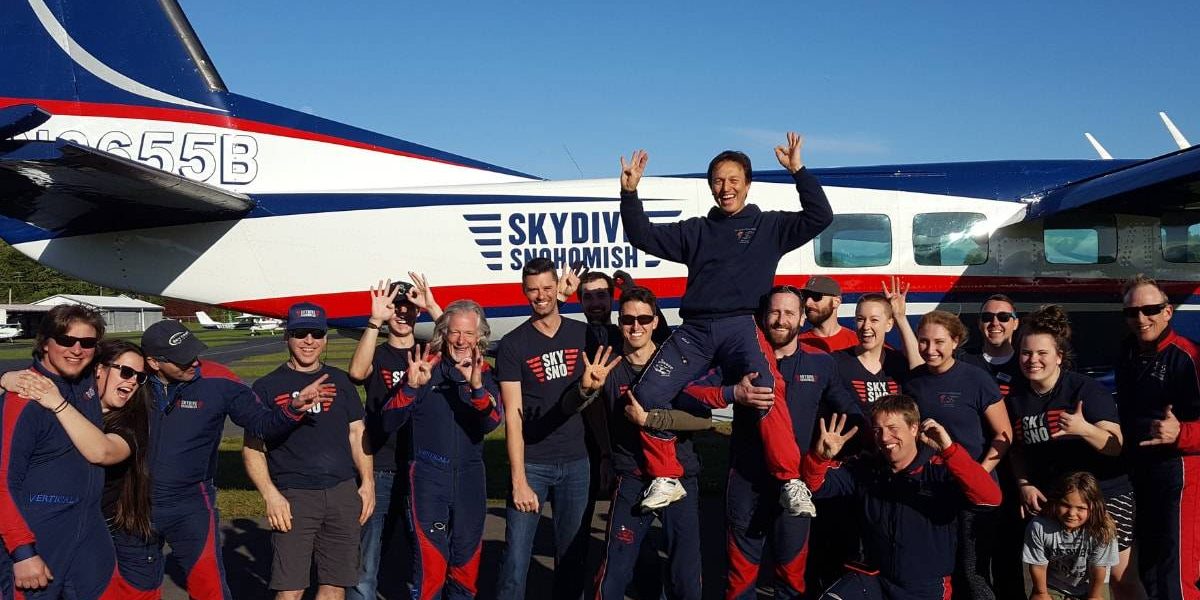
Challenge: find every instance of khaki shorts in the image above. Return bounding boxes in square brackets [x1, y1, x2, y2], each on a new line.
[270, 478, 362, 590]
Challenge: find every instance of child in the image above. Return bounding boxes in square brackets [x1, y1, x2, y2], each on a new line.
[1023, 472, 1119, 600]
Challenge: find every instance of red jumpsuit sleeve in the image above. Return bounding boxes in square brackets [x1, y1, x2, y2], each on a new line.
[0, 395, 39, 560]
[940, 443, 1001, 507]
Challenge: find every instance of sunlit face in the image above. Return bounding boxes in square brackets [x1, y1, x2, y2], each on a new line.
[709, 160, 750, 216]
[148, 356, 199, 383]
[804, 293, 839, 327]
[1124, 284, 1172, 345]
[855, 300, 894, 351]
[978, 299, 1018, 348]
[523, 271, 558, 318]
[918, 323, 959, 373]
[96, 351, 145, 412]
[286, 330, 327, 369]
[389, 301, 419, 337]
[763, 292, 803, 348]
[1019, 333, 1062, 387]
[619, 300, 657, 351]
[42, 320, 98, 379]
[580, 280, 613, 324]
[872, 410, 918, 466]
[1056, 490, 1090, 531]
[445, 311, 480, 364]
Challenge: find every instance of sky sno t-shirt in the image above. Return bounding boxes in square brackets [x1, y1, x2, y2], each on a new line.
[253, 364, 365, 490]
[497, 317, 587, 463]
[834, 348, 908, 407]
[903, 360, 1002, 461]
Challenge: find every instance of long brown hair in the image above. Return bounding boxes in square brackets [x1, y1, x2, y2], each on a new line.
[95, 340, 153, 539]
[1046, 471, 1115, 545]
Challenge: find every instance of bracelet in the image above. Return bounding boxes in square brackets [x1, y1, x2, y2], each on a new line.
[52, 398, 69, 414]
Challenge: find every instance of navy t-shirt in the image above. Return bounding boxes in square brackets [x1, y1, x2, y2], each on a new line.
[1008, 371, 1131, 497]
[362, 344, 411, 473]
[961, 351, 1025, 401]
[834, 347, 908, 407]
[497, 317, 588, 463]
[904, 360, 1002, 461]
[253, 364, 365, 490]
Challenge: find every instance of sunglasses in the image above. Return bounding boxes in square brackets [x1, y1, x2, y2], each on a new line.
[1122, 303, 1167, 319]
[52, 334, 99, 349]
[618, 314, 655, 327]
[800, 290, 828, 301]
[105, 363, 149, 385]
[288, 328, 327, 339]
[979, 311, 1016, 324]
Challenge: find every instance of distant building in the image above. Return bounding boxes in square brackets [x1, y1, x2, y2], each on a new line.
[0, 304, 52, 338]
[33, 294, 165, 333]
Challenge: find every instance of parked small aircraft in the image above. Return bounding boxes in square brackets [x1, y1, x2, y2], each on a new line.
[195, 310, 236, 330]
[1, 0, 1198, 371]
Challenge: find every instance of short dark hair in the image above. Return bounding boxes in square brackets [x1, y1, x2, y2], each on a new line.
[35, 304, 106, 359]
[707, 150, 752, 184]
[618, 286, 658, 313]
[980, 294, 1016, 313]
[580, 271, 614, 294]
[871, 394, 921, 427]
[521, 257, 557, 281]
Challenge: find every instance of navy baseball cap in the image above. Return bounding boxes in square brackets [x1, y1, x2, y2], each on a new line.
[142, 320, 208, 365]
[286, 302, 328, 331]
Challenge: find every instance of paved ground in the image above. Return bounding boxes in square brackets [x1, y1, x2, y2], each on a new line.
[161, 497, 732, 599]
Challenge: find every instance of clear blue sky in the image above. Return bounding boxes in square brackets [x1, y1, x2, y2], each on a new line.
[181, 1, 1200, 180]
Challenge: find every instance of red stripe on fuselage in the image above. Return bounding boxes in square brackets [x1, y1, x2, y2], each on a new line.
[0, 97, 473, 170]
[221, 275, 1200, 321]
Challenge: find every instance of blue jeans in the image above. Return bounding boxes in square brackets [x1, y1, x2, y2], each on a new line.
[347, 471, 401, 600]
[495, 457, 591, 600]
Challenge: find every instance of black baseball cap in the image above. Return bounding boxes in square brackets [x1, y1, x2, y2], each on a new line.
[286, 302, 328, 332]
[142, 320, 208, 365]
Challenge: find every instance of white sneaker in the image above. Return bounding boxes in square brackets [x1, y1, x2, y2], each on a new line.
[781, 478, 816, 517]
[639, 477, 687, 511]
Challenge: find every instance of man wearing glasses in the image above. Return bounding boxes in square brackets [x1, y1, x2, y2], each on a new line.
[140, 318, 321, 599]
[797, 276, 858, 353]
[243, 302, 372, 599]
[0, 305, 118, 598]
[1115, 275, 1200, 600]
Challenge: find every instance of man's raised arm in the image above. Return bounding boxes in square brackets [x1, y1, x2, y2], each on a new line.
[619, 149, 688, 263]
[774, 132, 833, 251]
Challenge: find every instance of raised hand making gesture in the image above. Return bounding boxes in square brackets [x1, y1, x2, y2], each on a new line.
[406, 272, 442, 319]
[918, 418, 954, 452]
[367, 279, 400, 328]
[882, 275, 911, 319]
[1141, 404, 1182, 447]
[291, 373, 337, 412]
[774, 132, 805, 174]
[815, 412, 860, 460]
[405, 344, 437, 388]
[620, 149, 648, 193]
[557, 262, 586, 302]
[580, 345, 622, 394]
[453, 347, 486, 391]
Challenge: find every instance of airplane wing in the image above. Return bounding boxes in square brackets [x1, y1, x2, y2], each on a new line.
[1026, 144, 1200, 219]
[0, 104, 254, 237]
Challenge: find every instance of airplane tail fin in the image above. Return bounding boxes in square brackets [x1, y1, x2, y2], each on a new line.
[195, 311, 217, 326]
[0, 0, 229, 113]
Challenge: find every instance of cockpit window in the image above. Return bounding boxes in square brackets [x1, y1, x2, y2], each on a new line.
[913, 212, 989, 266]
[814, 214, 892, 267]
[1043, 213, 1116, 265]
[1161, 212, 1200, 263]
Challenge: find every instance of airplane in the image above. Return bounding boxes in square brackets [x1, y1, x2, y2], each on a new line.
[1, 0, 1198, 374]
[195, 310, 236, 330]
[0, 323, 22, 342]
[235, 314, 284, 336]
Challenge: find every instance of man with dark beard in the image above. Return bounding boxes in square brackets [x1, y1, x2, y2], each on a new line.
[683, 285, 860, 598]
[798, 276, 858, 353]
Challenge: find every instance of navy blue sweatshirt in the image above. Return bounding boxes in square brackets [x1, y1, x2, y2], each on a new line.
[1115, 328, 1200, 466]
[147, 360, 304, 497]
[806, 443, 1001, 589]
[620, 168, 832, 320]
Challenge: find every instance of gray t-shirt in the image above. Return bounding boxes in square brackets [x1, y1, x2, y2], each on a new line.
[1022, 516, 1119, 597]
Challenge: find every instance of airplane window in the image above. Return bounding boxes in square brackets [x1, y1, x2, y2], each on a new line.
[913, 212, 989, 266]
[1161, 211, 1200, 263]
[814, 214, 892, 267]
[1043, 213, 1116, 265]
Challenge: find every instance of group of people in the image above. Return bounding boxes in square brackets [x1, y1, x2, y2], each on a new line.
[0, 131, 1195, 600]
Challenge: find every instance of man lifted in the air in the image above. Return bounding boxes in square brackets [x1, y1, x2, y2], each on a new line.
[619, 131, 833, 512]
